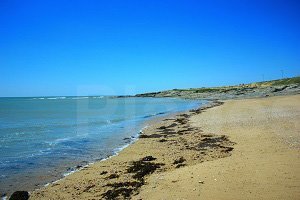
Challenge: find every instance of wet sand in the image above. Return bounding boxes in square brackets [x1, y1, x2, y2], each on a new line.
[30, 95, 300, 199]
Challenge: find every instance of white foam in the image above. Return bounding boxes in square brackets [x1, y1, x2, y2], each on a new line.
[71, 97, 89, 99]
[47, 97, 66, 100]
[92, 96, 104, 99]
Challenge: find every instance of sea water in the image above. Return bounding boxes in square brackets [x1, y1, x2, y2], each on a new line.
[0, 96, 204, 196]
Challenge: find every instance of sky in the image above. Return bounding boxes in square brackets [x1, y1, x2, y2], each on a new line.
[0, 0, 299, 97]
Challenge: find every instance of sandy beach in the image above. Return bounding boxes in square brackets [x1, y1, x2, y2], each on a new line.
[29, 94, 300, 200]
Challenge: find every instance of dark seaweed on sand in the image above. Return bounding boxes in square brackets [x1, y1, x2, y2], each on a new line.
[127, 160, 164, 180]
[101, 156, 164, 200]
[173, 157, 186, 165]
[105, 173, 119, 179]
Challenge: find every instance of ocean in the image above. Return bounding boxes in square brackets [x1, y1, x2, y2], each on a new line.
[0, 96, 204, 196]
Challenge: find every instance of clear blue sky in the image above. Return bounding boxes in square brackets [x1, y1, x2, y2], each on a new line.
[0, 0, 299, 97]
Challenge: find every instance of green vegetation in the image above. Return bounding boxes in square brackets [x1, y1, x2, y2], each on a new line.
[176, 76, 300, 93]
[135, 76, 300, 98]
[258, 76, 300, 86]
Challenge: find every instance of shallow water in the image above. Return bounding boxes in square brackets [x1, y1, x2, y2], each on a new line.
[0, 96, 204, 195]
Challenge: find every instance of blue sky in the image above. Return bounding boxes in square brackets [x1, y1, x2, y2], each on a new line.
[0, 0, 299, 97]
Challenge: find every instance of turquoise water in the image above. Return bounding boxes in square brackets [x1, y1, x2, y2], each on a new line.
[0, 96, 204, 195]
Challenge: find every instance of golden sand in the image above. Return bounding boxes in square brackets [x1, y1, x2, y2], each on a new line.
[30, 95, 300, 200]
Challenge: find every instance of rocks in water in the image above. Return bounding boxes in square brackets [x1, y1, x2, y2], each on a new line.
[9, 191, 29, 200]
[1, 193, 7, 199]
[75, 165, 83, 169]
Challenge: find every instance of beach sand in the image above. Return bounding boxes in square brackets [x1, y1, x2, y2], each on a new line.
[29, 95, 300, 200]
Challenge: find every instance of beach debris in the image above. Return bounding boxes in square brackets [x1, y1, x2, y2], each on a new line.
[102, 157, 164, 199]
[187, 135, 235, 152]
[9, 191, 29, 200]
[175, 118, 188, 124]
[75, 165, 83, 169]
[83, 184, 95, 192]
[175, 163, 186, 168]
[100, 171, 108, 175]
[173, 157, 186, 165]
[106, 173, 119, 179]
[102, 181, 144, 199]
[127, 160, 164, 180]
[101, 187, 134, 200]
[198, 181, 204, 184]
[173, 157, 186, 168]
[158, 138, 167, 142]
[139, 133, 164, 138]
[158, 126, 166, 129]
[141, 156, 157, 162]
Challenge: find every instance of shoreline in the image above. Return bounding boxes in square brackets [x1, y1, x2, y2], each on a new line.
[3, 99, 206, 199]
[29, 100, 233, 199]
[9, 95, 300, 199]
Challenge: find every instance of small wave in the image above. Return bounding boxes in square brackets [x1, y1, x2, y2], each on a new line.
[143, 112, 166, 118]
[47, 97, 66, 100]
[92, 96, 104, 99]
[27, 148, 52, 158]
[44, 137, 73, 147]
[71, 97, 89, 100]
[14, 131, 25, 136]
[53, 137, 72, 144]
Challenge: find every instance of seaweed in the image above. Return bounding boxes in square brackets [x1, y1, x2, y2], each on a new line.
[106, 173, 119, 179]
[173, 157, 186, 165]
[100, 171, 108, 175]
[101, 187, 134, 200]
[141, 156, 157, 162]
[102, 157, 164, 199]
[158, 139, 167, 142]
[83, 184, 95, 192]
[105, 181, 143, 188]
[191, 135, 234, 151]
[139, 134, 163, 138]
[175, 163, 186, 168]
[127, 160, 163, 180]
